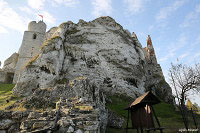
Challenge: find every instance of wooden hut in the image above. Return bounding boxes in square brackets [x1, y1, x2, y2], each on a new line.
[125, 91, 164, 133]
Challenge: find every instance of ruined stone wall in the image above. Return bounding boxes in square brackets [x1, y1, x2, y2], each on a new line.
[13, 21, 46, 83]
[28, 21, 46, 33]
[0, 71, 6, 83]
[142, 36, 172, 103]
[142, 35, 163, 78]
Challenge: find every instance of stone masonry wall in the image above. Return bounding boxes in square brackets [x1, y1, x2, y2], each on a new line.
[28, 21, 46, 33]
[13, 22, 46, 83]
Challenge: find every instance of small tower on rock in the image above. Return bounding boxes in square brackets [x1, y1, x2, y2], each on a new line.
[13, 21, 46, 83]
[145, 35, 157, 64]
[143, 35, 164, 77]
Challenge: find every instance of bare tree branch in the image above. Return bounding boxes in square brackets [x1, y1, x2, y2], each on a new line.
[169, 63, 200, 106]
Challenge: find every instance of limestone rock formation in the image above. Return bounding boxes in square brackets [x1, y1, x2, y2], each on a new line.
[1, 78, 107, 133]
[13, 16, 173, 103]
[14, 17, 145, 98]
[3, 52, 19, 73]
[0, 71, 6, 83]
[1, 16, 174, 132]
[0, 53, 18, 83]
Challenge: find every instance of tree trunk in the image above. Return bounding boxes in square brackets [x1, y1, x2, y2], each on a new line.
[180, 93, 185, 107]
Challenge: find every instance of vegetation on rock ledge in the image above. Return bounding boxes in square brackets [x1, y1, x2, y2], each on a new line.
[0, 83, 23, 110]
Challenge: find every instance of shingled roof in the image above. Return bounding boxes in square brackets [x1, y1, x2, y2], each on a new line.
[125, 91, 160, 110]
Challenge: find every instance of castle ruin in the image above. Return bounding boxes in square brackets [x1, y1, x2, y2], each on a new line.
[0, 17, 174, 133]
[13, 21, 46, 83]
[0, 20, 163, 84]
[143, 35, 164, 77]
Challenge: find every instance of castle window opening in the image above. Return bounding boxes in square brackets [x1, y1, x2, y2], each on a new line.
[33, 34, 37, 39]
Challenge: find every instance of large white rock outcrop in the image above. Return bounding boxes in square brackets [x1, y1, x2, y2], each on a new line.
[3, 52, 18, 73]
[13, 17, 146, 98]
[13, 16, 173, 103]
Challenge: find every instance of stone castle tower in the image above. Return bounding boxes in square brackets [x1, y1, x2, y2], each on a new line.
[13, 21, 46, 83]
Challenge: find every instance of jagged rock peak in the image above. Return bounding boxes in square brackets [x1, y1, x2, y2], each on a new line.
[91, 16, 121, 26]
[57, 16, 123, 31]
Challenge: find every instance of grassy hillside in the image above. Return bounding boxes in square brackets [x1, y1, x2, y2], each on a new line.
[0, 83, 23, 110]
[106, 94, 200, 133]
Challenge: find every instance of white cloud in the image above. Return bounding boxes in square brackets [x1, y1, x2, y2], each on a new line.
[180, 4, 200, 28]
[0, 0, 55, 33]
[159, 34, 188, 62]
[178, 53, 188, 60]
[28, 0, 45, 9]
[0, 0, 28, 33]
[149, 20, 170, 32]
[91, 0, 112, 17]
[156, 0, 187, 20]
[149, 1, 186, 31]
[189, 35, 200, 47]
[22, 1, 56, 26]
[52, 0, 79, 7]
[124, 0, 146, 15]
[194, 53, 200, 58]
[186, 52, 200, 64]
[159, 51, 174, 62]
[19, 6, 33, 15]
[0, 26, 8, 33]
[36, 11, 55, 25]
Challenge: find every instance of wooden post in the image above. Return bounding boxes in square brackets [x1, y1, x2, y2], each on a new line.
[150, 105, 163, 133]
[151, 105, 160, 127]
[139, 109, 143, 133]
[126, 109, 130, 133]
[149, 105, 155, 128]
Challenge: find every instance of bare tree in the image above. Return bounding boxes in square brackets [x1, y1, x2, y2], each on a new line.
[169, 63, 200, 107]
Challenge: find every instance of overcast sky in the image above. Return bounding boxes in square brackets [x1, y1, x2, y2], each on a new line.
[0, 0, 200, 105]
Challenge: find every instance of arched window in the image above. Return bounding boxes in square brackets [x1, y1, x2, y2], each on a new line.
[33, 34, 37, 39]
